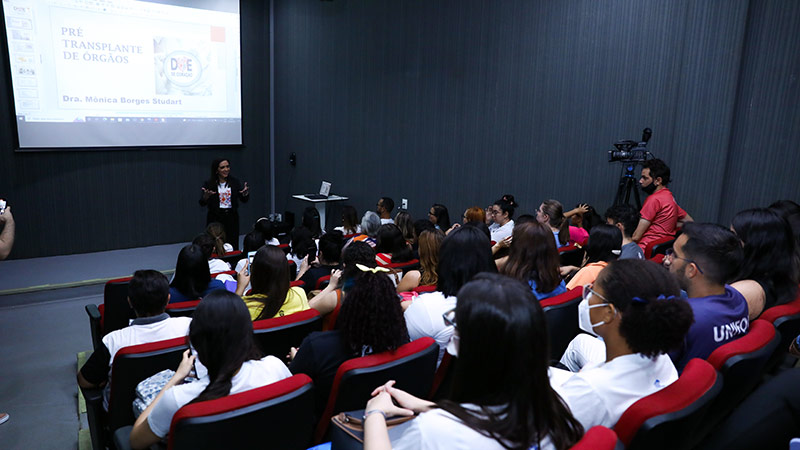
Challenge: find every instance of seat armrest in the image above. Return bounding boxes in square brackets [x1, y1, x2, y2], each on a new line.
[85, 304, 103, 351]
[81, 386, 106, 450]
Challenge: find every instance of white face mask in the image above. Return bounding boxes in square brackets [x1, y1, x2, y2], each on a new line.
[578, 296, 610, 337]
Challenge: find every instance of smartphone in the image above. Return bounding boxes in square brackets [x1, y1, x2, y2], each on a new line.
[0, 199, 6, 215]
[246, 251, 256, 275]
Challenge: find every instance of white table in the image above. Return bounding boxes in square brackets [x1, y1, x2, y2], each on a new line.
[292, 194, 349, 230]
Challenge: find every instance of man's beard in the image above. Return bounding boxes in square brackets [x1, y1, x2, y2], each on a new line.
[642, 183, 657, 195]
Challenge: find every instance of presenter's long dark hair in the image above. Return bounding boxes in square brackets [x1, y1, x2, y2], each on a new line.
[171, 244, 211, 300]
[439, 273, 583, 450]
[208, 158, 229, 185]
[189, 290, 262, 404]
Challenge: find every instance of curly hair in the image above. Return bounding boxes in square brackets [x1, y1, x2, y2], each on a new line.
[337, 271, 409, 354]
[597, 259, 694, 358]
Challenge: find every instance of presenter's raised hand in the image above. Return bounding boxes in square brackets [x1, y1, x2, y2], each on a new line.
[240, 182, 250, 197]
[201, 187, 217, 200]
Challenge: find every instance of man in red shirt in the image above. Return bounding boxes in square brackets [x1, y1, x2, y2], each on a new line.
[632, 159, 693, 251]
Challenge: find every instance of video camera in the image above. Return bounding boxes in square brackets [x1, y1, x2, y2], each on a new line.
[607, 128, 653, 163]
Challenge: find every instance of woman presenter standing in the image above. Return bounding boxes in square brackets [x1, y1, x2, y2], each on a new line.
[199, 158, 249, 251]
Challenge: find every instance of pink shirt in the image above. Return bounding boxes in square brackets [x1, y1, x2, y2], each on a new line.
[638, 188, 687, 250]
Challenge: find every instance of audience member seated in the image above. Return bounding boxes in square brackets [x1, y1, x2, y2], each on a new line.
[552, 259, 693, 431]
[308, 241, 376, 316]
[287, 226, 317, 275]
[428, 203, 451, 231]
[462, 206, 485, 224]
[334, 205, 361, 236]
[363, 273, 584, 450]
[128, 290, 291, 449]
[375, 223, 415, 265]
[295, 231, 344, 293]
[254, 217, 280, 246]
[397, 229, 445, 293]
[769, 199, 800, 267]
[192, 233, 231, 274]
[632, 158, 693, 251]
[564, 203, 591, 245]
[205, 222, 234, 254]
[346, 211, 381, 248]
[404, 226, 496, 363]
[394, 210, 415, 246]
[232, 231, 266, 294]
[288, 268, 409, 418]
[377, 197, 395, 224]
[169, 244, 225, 304]
[488, 196, 517, 243]
[604, 204, 645, 260]
[564, 224, 622, 290]
[236, 246, 309, 320]
[536, 199, 570, 249]
[302, 206, 323, 239]
[730, 208, 798, 316]
[500, 221, 567, 300]
[412, 218, 436, 253]
[78, 270, 192, 410]
[664, 223, 748, 371]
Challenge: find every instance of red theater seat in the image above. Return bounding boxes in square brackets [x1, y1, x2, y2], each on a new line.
[252, 309, 322, 359]
[313, 337, 438, 443]
[540, 288, 583, 362]
[613, 358, 722, 449]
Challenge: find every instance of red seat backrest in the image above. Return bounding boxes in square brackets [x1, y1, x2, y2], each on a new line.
[167, 374, 314, 450]
[706, 319, 776, 370]
[314, 337, 438, 443]
[643, 236, 675, 259]
[412, 284, 437, 294]
[614, 358, 721, 448]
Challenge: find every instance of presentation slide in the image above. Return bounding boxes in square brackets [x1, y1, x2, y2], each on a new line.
[2, 0, 242, 149]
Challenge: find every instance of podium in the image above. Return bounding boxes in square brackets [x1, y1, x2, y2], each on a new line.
[292, 194, 348, 230]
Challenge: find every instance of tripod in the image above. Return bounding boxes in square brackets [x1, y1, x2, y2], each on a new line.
[613, 163, 641, 210]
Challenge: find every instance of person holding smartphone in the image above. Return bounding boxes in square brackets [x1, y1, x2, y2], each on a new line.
[199, 158, 249, 251]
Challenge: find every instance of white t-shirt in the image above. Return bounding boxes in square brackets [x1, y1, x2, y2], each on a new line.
[489, 220, 514, 243]
[266, 237, 280, 246]
[551, 353, 678, 430]
[392, 405, 554, 450]
[404, 291, 456, 365]
[147, 356, 292, 438]
[208, 258, 231, 274]
[101, 314, 192, 409]
[334, 225, 361, 235]
[217, 183, 232, 209]
[381, 218, 395, 225]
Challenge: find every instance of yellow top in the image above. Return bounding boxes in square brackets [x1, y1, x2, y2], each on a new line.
[243, 286, 310, 320]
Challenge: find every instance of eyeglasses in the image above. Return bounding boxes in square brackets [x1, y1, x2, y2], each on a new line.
[664, 249, 704, 274]
[582, 284, 610, 304]
[442, 308, 456, 327]
[490, 210, 502, 216]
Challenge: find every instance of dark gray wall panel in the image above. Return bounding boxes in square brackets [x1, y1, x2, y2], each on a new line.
[273, 0, 782, 231]
[719, 1, 800, 224]
[0, 0, 271, 259]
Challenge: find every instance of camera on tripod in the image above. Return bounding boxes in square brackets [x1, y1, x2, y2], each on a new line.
[607, 128, 653, 163]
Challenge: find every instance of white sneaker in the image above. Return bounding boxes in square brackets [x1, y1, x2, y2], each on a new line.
[0, 413, 8, 425]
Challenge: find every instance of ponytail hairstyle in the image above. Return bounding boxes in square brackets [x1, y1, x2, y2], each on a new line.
[250, 246, 291, 320]
[596, 259, 693, 358]
[439, 273, 583, 450]
[205, 222, 228, 256]
[540, 199, 569, 246]
[418, 229, 445, 286]
[254, 217, 275, 242]
[501, 222, 561, 294]
[338, 271, 409, 355]
[493, 196, 518, 221]
[189, 290, 263, 404]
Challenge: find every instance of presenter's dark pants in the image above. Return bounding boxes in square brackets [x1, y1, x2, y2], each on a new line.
[207, 208, 239, 251]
